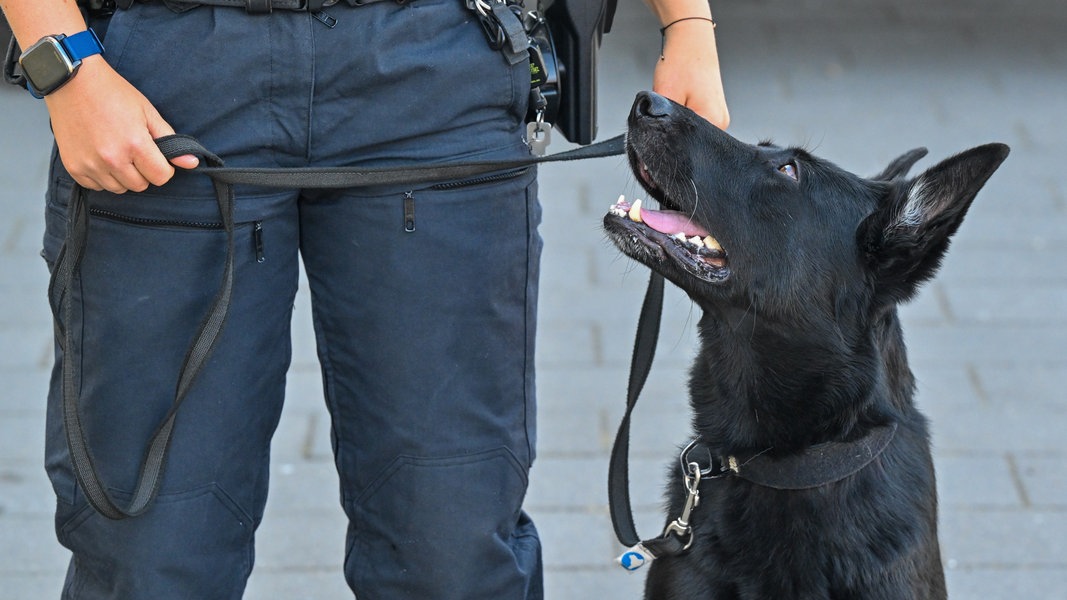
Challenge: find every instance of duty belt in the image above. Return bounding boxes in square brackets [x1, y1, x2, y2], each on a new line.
[112, 0, 401, 14]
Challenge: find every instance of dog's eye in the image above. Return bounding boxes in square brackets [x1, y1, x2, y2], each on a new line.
[778, 162, 799, 181]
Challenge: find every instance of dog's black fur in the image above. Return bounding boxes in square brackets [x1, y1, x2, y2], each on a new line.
[603, 92, 1009, 599]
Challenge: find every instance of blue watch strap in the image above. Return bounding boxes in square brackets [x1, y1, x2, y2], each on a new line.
[59, 29, 105, 62]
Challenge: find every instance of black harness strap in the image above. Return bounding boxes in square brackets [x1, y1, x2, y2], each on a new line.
[54, 133, 624, 520]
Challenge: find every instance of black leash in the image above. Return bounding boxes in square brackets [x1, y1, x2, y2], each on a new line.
[607, 271, 666, 550]
[156, 133, 625, 189]
[608, 270, 709, 571]
[51, 133, 624, 520]
[49, 139, 236, 520]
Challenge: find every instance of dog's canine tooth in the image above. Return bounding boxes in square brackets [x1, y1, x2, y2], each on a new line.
[628, 198, 644, 223]
[703, 235, 722, 251]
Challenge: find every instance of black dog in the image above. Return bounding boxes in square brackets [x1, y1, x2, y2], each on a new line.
[603, 92, 1009, 599]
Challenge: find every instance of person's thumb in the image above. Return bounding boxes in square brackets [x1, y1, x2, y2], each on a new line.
[146, 111, 199, 170]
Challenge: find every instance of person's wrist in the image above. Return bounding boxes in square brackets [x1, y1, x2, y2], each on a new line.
[659, 16, 717, 60]
[43, 54, 108, 104]
[20, 29, 104, 98]
[648, 0, 713, 27]
[660, 16, 716, 35]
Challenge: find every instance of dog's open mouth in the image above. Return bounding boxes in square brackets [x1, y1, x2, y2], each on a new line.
[606, 195, 730, 283]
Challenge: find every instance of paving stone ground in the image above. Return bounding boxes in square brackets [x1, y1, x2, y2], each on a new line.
[1, 1, 1064, 598]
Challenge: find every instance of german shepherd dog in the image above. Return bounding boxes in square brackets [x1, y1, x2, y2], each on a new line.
[603, 92, 1009, 599]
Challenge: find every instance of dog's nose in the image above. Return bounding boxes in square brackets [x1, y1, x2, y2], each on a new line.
[632, 91, 674, 120]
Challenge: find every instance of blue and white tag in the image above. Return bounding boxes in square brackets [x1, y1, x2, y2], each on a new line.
[616, 543, 654, 571]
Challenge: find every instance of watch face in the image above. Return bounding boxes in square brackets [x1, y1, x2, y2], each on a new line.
[20, 38, 76, 96]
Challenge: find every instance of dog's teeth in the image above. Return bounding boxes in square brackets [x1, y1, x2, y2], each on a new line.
[673, 232, 687, 241]
[628, 198, 643, 223]
[703, 235, 722, 251]
[689, 236, 705, 248]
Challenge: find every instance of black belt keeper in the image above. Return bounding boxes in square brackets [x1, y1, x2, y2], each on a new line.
[245, 0, 271, 12]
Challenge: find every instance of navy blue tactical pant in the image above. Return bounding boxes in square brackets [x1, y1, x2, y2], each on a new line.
[41, 2, 542, 598]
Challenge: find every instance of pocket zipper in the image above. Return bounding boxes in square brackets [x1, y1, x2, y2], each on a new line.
[87, 208, 265, 263]
[401, 166, 531, 232]
[428, 167, 531, 191]
[88, 207, 224, 230]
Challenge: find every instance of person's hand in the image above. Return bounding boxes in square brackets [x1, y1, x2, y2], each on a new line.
[653, 19, 730, 129]
[44, 56, 198, 193]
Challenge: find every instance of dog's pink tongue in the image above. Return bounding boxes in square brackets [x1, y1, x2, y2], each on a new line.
[640, 207, 710, 237]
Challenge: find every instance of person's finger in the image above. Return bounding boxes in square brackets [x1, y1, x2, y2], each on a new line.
[146, 109, 199, 171]
[135, 110, 183, 187]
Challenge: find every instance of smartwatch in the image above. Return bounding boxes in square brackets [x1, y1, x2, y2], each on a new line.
[18, 29, 105, 98]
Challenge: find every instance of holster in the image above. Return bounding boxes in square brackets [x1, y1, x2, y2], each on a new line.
[537, 0, 616, 144]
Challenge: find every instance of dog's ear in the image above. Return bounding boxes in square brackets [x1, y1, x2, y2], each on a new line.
[870, 147, 928, 181]
[860, 143, 1010, 302]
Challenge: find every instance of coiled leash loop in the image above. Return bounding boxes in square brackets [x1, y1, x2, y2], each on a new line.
[50, 138, 233, 520]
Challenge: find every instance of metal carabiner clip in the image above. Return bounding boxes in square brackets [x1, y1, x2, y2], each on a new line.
[659, 464, 701, 551]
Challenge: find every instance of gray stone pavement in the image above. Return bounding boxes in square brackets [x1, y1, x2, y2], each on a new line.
[2, 0, 1065, 598]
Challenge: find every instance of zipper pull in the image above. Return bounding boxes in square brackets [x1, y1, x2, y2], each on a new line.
[403, 192, 416, 233]
[253, 221, 265, 263]
[313, 10, 337, 28]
